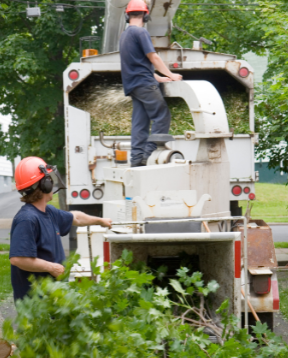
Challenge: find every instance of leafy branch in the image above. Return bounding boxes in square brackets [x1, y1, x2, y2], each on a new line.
[2, 250, 288, 357]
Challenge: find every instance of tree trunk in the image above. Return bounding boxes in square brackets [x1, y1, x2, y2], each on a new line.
[58, 172, 67, 211]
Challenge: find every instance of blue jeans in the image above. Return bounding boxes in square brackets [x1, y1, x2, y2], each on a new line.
[130, 84, 171, 165]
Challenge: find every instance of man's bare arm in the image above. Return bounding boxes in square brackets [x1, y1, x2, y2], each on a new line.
[10, 257, 64, 277]
[70, 211, 112, 228]
[154, 73, 172, 83]
[148, 52, 182, 81]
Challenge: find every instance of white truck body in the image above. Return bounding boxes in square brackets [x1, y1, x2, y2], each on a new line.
[63, 50, 257, 206]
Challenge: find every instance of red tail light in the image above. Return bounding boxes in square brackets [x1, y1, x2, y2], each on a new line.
[71, 191, 78, 198]
[239, 67, 249, 78]
[232, 185, 242, 196]
[69, 70, 79, 81]
[249, 193, 255, 200]
[252, 276, 271, 295]
[80, 189, 90, 199]
[243, 187, 250, 194]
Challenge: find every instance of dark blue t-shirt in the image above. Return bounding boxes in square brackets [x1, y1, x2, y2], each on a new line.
[10, 204, 73, 301]
[120, 26, 158, 95]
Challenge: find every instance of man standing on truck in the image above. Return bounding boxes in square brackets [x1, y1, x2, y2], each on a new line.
[9, 156, 112, 301]
[120, 0, 182, 167]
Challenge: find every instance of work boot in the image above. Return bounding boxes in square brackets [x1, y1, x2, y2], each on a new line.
[131, 158, 147, 167]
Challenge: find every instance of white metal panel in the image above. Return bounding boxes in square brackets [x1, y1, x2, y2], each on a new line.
[122, 163, 191, 198]
[75, 225, 106, 259]
[67, 106, 90, 186]
[225, 137, 253, 180]
[103, 200, 126, 222]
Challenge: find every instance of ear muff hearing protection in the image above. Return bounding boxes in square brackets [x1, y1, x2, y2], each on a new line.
[38, 164, 53, 194]
[125, 12, 150, 23]
[143, 13, 150, 22]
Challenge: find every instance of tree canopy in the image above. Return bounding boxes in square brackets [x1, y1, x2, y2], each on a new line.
[253, 2, 288, 173]
[173, 1, 288, 174]
[0, 0, 104, 172]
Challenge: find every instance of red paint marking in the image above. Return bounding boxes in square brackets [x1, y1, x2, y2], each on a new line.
[103, 242, 110, 269]
[272, 280, 280, 310]
[103, 242, 110, 262]
[234, 240, 241, 278]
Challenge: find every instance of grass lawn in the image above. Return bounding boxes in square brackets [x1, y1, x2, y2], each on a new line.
[0, 244, 10, 251]
[240, 183, 288, 223]
[0, 254, 12, 301]
[275, 242, 288, 249]
[277, 271, 288, 322]
[49, 193, 59, 209]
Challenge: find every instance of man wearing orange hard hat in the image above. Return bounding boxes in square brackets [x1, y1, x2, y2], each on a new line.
[120, 0, 182, 167]
[10, 157, 112, 301]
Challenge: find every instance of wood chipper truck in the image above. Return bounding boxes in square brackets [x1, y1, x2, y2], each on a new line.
[63, 0, 279, 332]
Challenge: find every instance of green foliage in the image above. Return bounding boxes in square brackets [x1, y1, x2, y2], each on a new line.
[3, 251, 288, 357]
[0, 1, 104, 172]
[275, 242, 288, 249]
[172, 1, 266, 57]
[0, 243, 10, 251]
[0, 0, 270, 168]
[0, 253, 12, 301]
[254, 1, 288, 173]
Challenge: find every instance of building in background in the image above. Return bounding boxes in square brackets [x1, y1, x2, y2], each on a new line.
[0, 114, 13, 193]
[255, 159, 288, 184]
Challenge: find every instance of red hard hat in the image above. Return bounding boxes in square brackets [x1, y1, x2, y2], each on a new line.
[15, 157, 53, 191]
[126, 0, 149, 14]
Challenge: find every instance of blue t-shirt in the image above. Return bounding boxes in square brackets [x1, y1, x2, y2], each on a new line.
[120, 26, 158, 95]
[10, 204, 73, 301]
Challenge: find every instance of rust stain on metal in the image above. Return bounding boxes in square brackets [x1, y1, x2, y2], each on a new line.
[177, 55, 187, 62]
[254, 295, 270, 312]
[163, 0, 172, 16]
[243, 294, 272, 312]
[234, 220, 277, 268]
[184, 201, 194, 216]
[225, 60, 241, 72]
[148, 205, 155, 217]
[66, 81, 79, 93]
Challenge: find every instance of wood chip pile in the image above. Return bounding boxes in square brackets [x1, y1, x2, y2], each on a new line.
[70, 75, 250, 136]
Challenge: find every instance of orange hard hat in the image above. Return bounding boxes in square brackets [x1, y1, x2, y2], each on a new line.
[126, 0, 149, 14]
[15, 157, 52, 191]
